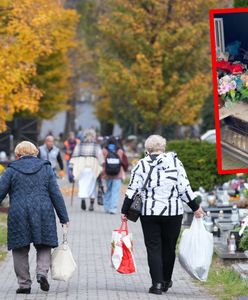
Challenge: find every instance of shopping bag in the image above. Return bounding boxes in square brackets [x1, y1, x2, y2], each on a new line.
[111, 220, 136, 274]
[51, 227, 77, 281]
[178, 217, 213, 281]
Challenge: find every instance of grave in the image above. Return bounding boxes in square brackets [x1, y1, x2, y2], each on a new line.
[215, 243, 247, 264]
[232, 262, 248, 280]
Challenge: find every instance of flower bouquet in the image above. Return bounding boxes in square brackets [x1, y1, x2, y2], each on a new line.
[218, 73, 248, 108]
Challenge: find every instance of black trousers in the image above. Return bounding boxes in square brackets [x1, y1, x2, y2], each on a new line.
[140, 215, 183, 284]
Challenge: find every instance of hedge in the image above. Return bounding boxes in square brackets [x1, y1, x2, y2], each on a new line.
[166, 140, 234, 191]
[234, 0, 248, 7]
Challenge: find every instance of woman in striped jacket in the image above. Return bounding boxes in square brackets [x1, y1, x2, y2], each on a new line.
[121, 135, 204, 295]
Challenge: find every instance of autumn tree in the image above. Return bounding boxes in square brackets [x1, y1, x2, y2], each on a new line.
[0, 0, 78, 132]
[89, 0, 217, 134]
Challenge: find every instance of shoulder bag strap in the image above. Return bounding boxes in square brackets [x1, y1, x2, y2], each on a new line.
[141, 165, 155, 191]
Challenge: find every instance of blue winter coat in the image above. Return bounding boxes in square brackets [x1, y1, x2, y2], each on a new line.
[0, 156, 69, 250]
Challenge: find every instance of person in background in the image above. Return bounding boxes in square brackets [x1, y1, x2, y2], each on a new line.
[121, 135, 204, 295]
[76, 126, 84, 142]
[63, 132, 80, 179]
[116, 137, 129, 173]
[38, 135, 64, 177]
[0, 141, 69, 294]
[70, 129, 104, 211]
[102, 136, 127, 214]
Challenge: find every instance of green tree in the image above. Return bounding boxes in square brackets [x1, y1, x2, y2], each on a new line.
[234, 0, 248, 7]
[33, 52, 71, 120]
[200, 95, 215, 133]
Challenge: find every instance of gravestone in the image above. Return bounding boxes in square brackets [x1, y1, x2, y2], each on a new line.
[233, 263, 248, 280]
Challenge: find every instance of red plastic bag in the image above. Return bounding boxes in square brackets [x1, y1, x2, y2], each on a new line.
[111, 220, 136, 274]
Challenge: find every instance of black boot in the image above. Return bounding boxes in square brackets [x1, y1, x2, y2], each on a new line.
[149, 283, 162, 295]
[89, 199, 94, 211]
[162, 280, 173, 292]
[81, 199, 86, 210]
[37, 274, 50, 292]
[16, 288, 31, 294]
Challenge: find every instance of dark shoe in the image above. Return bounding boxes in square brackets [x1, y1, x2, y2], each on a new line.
[37, 274, 49, 292]
[149, 283, 162, 295]
[162, 280, 173, 292]
[81, 199, 86, 210]
[89, 203, 94, 211]
[16, 288, 31, 294]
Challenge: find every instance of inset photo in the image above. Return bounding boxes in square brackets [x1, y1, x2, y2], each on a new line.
[210, 7, 248, 173]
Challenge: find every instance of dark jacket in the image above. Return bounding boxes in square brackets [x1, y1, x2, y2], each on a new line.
[0, 156, 69, 250]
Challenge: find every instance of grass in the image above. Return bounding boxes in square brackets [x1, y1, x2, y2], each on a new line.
[177, 227, 248, 300]
[201, 254, 248, 300]
[0, 213, 7, 261]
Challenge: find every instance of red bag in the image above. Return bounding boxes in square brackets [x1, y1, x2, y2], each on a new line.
[111, 220, 136, 274]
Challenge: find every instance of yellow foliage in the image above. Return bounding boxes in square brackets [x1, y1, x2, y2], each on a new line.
[93, 0, 218, 131]
[0, 0, 78, 132]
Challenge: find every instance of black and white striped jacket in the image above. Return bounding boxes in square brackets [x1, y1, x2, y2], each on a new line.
[125, 152, 196, 216]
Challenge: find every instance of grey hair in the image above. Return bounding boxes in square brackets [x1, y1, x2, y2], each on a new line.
[83, 128, 96, 142]
[144, 135, 166, 154]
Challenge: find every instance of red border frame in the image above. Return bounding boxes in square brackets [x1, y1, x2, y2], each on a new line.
[209, 7, 248, 174]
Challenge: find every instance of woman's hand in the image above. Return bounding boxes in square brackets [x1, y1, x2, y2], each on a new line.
[62, 222, 70, 228]
[59, 170, 65, 178]
[194, 207, 205, 218]
[121, 214, 127, 221]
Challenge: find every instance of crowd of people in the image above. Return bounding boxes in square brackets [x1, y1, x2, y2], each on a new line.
[0, 131, 204, 296]
[36, 129, 129, 214]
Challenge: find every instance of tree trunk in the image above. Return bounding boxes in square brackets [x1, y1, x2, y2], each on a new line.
[64, 97, 76, 133]
[101, 122, 113, 136]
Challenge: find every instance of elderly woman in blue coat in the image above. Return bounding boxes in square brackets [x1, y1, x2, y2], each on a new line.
[0, 141, 69, 294]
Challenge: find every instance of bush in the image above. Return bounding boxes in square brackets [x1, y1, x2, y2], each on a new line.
[166, 140, 234, 191]
[239, 232, 248, 251]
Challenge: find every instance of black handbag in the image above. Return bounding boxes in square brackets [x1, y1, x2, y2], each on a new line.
[127, 165, 155, 222]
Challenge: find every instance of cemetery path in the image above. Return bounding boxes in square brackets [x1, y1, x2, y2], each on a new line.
[0, 180, 215, 300]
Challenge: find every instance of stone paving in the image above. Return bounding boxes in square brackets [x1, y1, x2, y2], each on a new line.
[0, 180, 215, 300]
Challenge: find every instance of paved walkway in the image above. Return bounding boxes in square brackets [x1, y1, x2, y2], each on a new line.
[0, 180, 215, 300]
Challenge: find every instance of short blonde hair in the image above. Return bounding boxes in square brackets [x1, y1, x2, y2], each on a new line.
[15, 141, 39, 157]
[144, 135, 166, 154]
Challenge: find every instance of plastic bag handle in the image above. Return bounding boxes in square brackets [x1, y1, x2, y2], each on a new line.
[192, 216, 206, 231]
[118, 219, 128, 235]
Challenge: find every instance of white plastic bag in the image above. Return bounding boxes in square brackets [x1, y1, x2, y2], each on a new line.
[178, 217, 213, 281]
[51, 229, 77, 281]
